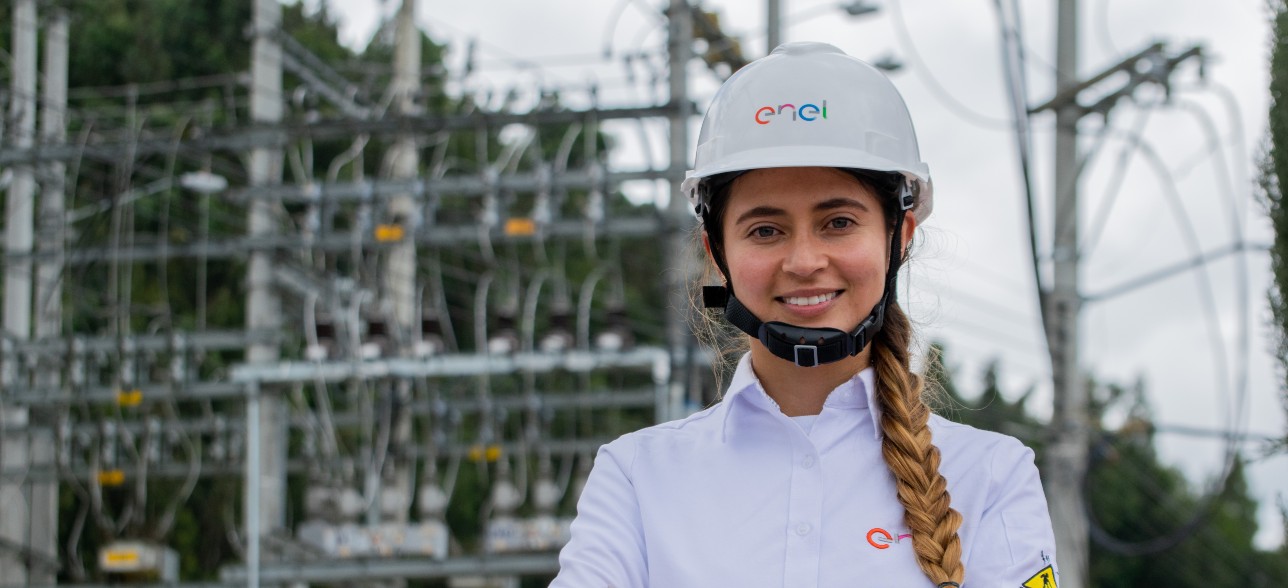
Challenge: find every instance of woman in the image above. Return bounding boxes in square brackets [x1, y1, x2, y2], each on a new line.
[551, 42, 1057, 588]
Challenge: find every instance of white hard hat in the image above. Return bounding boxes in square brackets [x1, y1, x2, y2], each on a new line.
[682, 42, 934, 222]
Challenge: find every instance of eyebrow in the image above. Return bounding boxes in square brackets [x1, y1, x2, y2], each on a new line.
[732, 197, 872, 226]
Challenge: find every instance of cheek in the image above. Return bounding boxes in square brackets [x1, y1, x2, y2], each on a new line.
[725, 246, 776, 290]
[839, 244, 891, 290]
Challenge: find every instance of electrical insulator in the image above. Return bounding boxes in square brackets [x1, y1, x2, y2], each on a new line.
[595, 306, 635, 351]
[532, 473, 561, 515]
[488, 313, 520, 355]
[490, 478, 523, 517]
[540, 310, 574, 353]
[362, 315, 389, 360]
[418, 481, 449, 520]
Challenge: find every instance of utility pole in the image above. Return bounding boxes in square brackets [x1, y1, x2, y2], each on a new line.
[1033, 2, 1203, 582]
[767, 0, 782, 53]
[386, 0, 419, 334]
[2, 0, 37, 583]
[247, 1, 285, 586]
[1045, 0, 1090, 585]
[379, 0, 420, 529]
[28, 6, 70, 585]
[666, 0, 696, 418]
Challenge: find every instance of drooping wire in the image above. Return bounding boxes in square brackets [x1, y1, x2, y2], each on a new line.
[893, 0, 1013, 129]
[1079, 102, 1156, 259]
[990, 0, 1050, 345]
[1081, 128, 1245, 556]
[1174, 97, 1252, 452]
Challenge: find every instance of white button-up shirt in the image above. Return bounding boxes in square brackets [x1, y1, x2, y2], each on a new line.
[551, 354, 1058, 587]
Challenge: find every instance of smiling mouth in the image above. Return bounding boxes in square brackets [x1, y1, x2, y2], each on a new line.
[779, 291, 841, 307]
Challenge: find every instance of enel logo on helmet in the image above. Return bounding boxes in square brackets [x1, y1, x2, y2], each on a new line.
[754, 101, 828, 125]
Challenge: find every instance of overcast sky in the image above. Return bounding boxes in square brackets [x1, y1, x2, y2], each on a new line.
[319, 0, 1285, 549]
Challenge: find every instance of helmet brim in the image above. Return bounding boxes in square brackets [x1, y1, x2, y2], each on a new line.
[684, 145, 934, 222]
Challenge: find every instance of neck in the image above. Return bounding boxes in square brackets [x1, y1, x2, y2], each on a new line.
[749, 341, 870, 416]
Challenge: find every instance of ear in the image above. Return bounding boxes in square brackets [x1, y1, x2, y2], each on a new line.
[899, 211, 917, 259]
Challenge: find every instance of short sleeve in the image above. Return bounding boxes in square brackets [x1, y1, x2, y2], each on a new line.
[550, 439, 648, 588]
[964, 441, 1060, 587]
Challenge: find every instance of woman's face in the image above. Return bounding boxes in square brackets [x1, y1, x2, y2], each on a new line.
[716, 166, 913, 334]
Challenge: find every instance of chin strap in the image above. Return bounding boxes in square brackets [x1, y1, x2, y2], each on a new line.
[703, 286, 886, 368]
[703, 180, 913, 368]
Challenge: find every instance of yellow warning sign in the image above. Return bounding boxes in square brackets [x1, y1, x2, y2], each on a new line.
[504, 218, 536, 236]
[102, 549, 139, 565]
[1022, 565, 1057, 588]
[374, 224, 405, 242]
[116, 389, 142, 407]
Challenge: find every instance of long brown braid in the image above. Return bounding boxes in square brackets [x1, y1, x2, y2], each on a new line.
[872, 301, 964, 585]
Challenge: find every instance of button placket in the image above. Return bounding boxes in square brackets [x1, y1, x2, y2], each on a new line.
[783, 432, 823, 587]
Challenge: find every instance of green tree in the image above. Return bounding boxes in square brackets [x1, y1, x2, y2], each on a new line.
[928, 344, 1288, 586]
[1266, 0, 1288, 458]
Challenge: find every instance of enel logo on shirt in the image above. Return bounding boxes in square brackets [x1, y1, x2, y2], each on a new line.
[754, 101, 828, 125]
[866, 527, 912, 550]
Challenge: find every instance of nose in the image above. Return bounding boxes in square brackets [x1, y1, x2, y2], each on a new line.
[781, 233, 828, 277]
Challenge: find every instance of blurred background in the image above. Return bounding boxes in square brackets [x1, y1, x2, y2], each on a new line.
[0, 0, 1286, 586]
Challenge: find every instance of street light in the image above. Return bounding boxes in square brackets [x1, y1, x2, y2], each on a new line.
[840, 0, 881, 17]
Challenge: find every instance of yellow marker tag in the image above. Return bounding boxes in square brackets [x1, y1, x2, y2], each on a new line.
[504, 218, 536, 236]
[116, 389, 142, 407]
[1022, 565, 1057, 588]
[103, 549, 139, 565]
[98, 470, 125, 486]
[468, 444, 504, 462]
[374, 224, 405, 242]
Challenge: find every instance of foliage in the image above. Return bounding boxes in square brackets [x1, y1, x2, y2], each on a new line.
[928, 344, 1288, 586]
[1265, 0, 1288, 458]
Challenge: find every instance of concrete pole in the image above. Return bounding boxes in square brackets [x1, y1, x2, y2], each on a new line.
[29, 7, 70, 585]
[247, 0, 285, 578]
[385, 0, 420, 330]
[1046, 0, 1089, 585]
[5, 0, 36, 368]
[767, 0, 782, 54]
[2, 0, 38, 582]
[380, 0, 420, 525]
[666, 0, 696, 419]
[246, 383, 262, 588]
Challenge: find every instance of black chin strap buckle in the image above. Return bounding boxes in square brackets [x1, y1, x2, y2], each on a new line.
[760, 322, 853, 368]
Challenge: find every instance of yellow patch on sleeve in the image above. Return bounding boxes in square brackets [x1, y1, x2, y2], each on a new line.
[1022, 565, 1057, 588]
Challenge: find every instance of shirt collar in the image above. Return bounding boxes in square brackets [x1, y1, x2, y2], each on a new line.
[721, 353, 884, 441]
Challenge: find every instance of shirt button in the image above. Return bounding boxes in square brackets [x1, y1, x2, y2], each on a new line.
[796, 523, 812, 536]
[801, 455, 815, 469]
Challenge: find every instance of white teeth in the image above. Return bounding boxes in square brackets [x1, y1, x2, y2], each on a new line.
[783, 292, 837, 306]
